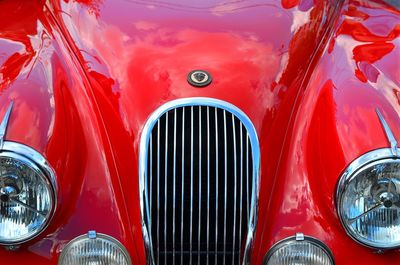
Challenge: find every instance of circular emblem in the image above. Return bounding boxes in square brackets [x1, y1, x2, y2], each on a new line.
[187, 70, 212, 87]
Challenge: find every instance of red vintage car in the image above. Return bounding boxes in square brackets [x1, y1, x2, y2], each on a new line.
[0, 0, 399, 264]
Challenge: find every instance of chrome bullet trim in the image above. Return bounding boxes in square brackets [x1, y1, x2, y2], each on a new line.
[0, 102, 13, 150]
[376, 109, 398, 156]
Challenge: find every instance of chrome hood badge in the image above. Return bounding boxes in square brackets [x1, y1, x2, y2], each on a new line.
[187, 70, 212, 87]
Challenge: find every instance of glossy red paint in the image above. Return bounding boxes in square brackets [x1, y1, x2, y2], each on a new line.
[0, 0, 399, 264]
[0, 1, 135, 264]
[255, 0, 400, 264]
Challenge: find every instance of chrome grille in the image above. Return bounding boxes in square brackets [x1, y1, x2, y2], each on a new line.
[140, 98, 259, 265]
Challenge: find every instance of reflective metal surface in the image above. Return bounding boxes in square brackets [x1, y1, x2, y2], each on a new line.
[0, 146, 56, 245]
[0, 100, 57, 245]
[264, 234, 334, 265]
[188, 70, 212, 87]
[139, 98, 260, 265]
[336, 148, 400, 249]
[0, 102, 13, 149]
[376, 109, 399, 156]
[58, 231, 132, 265]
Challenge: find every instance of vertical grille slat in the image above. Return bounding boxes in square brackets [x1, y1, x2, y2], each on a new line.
[231, 114, 237, 265]
[180, 108, 185, 265]
[214, 108, 219, 265]
[150, 136, 153, 234]
[142, 101, 257, 265]
[164, 112, 169, 265]
[206, 106, 210, 265]
[190, 106, 194, 265]
[246, 135, 249, 225]
[238, 124, 243, 264]
[198, 107, 202, 265]
[173, 109, 177, 265]
[223, 110, 227, 265]
[157, 121, 160, 265]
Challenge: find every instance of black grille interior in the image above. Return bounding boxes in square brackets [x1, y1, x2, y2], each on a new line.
[145, 105, 253, 265]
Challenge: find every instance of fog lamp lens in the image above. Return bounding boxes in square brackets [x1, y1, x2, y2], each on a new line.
[265, 234, 334, 265]
[58, 231, 131, 265]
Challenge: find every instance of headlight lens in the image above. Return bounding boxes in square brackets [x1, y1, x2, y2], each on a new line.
[265, 233, 334, 265]
[337, 149, 400, 249]
[0, 142, 56, 245]
[59, 231, 132, 265]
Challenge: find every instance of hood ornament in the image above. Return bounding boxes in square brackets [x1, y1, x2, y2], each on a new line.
[187, 70, 212, 87]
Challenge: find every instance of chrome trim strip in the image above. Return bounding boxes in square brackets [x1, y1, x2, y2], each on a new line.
[164, 112, 168, 265]
[156, 121, 160, 265]
[238, 123, 243, 265]
[246, 135, 249, 223]
[223, 110, 227, 265]
[242, 130, 260, 265]
[139, 97, 261, 265]
[150, 136, 153, 234]
[190, 106, 194, 265]
[180, 108, 185, 265]
[0, 102, 13, 149]
[376, 109, 398, 156]
[231, 114, 237, 265]
[207, 106, 210, 265]
[173, 109, 177, 265]
[198, 106, 202, 265]
[214, 108, 219, 265]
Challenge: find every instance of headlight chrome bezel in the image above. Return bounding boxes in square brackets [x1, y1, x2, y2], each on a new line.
[0, 141, 57, 245]
[336, 147, 400, 250]
[264, 233, 335, 265]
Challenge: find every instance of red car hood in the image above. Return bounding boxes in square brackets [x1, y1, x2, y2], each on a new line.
[0, 0, 399, 264]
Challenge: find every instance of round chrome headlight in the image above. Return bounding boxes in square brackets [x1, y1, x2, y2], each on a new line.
[59, 231, 132, 265]
[264, 233, 334, 265]
[0, 142, 56, 245]
[337, 148, 400, 249]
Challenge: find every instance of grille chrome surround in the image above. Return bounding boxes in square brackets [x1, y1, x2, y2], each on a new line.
[139, 98, 260, 265]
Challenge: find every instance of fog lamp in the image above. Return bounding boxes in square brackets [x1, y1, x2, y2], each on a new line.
[264, 233, 334, 265]
[58, 231, 131, 265]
